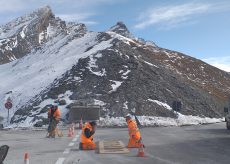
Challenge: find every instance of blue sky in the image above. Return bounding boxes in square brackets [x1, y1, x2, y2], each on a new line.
[0, 0, 229, 72]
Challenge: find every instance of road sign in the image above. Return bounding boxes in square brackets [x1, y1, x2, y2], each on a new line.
[5, 101, 12, 110]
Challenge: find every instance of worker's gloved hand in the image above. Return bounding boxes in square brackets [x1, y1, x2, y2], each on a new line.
[90, 130, 95, 135]
[138, 137, 142, 143]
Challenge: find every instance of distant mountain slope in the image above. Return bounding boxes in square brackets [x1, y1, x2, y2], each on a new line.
[0, 6, 86, 64]
[0, 6, 229, 126]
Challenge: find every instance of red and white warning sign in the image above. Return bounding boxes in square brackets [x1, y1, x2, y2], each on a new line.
[5, 97, 12, 110]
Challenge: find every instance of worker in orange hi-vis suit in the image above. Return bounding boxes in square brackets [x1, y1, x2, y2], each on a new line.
[125, 115, 143, 148]
[47, 105, 61, 138]
[79, 121, 97, 150]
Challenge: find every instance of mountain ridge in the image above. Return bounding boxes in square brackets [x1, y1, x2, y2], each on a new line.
[0, 6, 229, 126]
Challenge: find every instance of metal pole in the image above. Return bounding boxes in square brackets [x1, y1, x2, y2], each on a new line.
[7, 109, 9, 124]
[229, 96, 230, 110]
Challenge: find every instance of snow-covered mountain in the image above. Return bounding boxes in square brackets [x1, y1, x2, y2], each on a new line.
[0, 6, 229, 127]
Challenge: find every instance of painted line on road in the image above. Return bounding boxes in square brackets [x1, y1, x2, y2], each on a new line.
[68, 142, 75, 147]
[56, 130, 82, 164]
[55, 157, 65, 164]
[63, 148, 71, 154]
[145, 152, 178, 164]
[72, 136, 78, 142]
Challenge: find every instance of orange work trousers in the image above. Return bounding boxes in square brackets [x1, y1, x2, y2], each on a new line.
[80, 142, 96, 150]
[127, 138, 141, 148]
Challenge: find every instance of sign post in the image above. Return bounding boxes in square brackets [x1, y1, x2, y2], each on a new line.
[5, 97, 12, 124]
[229, 96, 230, 111]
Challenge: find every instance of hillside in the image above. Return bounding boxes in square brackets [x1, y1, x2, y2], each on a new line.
[0, 6, 229, 126]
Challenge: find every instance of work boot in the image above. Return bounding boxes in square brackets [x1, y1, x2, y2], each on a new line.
[79, 143, 83, 150]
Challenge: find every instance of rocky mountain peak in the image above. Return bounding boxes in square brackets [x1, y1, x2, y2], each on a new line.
[108, 21, 134, 38]
[35, 5, 52, 15]
[0, 6, 53, 38]
[108, 21, 157, 47]
[0, 5, 84, 64]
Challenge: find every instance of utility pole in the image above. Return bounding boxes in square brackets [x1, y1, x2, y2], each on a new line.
[229, 96, 230, 111]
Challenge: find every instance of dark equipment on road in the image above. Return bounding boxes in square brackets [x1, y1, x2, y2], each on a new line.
[68, 105, 100, 122]
[0, 145, 9, 164]
[224, 107, 228, 113]
[224, 97, 230, 130]
[172, 101, 182, 112]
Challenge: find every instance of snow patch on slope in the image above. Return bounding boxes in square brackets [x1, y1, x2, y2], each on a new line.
[109, 80, 123, 93]
[148, 99, 172, 110]
[0, 32, 113, 124]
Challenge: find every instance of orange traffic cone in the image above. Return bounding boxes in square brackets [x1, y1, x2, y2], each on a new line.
[68, 125, 73, 137]
[137, 143, 145, 157]
[24, 152, 29, 164]
[71, 123, 75, 136]
[79, 118, 83, 129]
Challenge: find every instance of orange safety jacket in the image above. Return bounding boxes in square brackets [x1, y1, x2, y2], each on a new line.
[81, 122, 94, 144]
[127, 119, 141, 140]
[48, 107, 61, 120]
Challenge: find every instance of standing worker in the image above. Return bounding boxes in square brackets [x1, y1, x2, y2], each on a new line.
[79, 121, 97, 150]
[47, 105, 61, 138]
[125, 115, 143, 148]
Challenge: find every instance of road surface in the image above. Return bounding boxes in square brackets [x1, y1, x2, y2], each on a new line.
[1, 122, 230, 164]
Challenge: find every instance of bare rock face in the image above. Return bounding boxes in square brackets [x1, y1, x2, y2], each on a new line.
[0, 6, 86, 64]
[0, 7, 230, 126]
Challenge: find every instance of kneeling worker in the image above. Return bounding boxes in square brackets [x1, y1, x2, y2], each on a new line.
[79, 121, 97, 150]
[125, 115, 143, 148]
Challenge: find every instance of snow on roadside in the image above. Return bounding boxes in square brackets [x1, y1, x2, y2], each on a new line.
[99, 115, 224, 127]
[99, 99, 224, 127]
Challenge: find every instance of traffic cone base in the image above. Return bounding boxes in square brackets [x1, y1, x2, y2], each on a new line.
[136, 144, 145, 157]
[137, 151, 145, 157]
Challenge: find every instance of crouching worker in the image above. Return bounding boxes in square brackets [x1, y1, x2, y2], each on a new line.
[47, 105, 61, 138]
[125, 115, 142, 148]
[79, 121, 97, 150]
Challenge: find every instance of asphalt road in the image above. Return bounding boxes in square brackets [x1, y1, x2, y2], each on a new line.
[1, 122, 230, 164]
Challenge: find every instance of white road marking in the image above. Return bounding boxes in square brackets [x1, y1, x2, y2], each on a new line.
[146, 152, 178, 164]
[56, 130, 82, 163]
[55, 157, 65, 164]
[72, 137, 77, 142]
[68, 142, 75, 147]
[63, 148, 71, 154]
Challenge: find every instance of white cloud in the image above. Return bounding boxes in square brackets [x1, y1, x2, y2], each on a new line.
[0, 0, 125, 22]
[134, 1, 230, 30]
[57, 13, 92, 21]
[203, 56, 230, 72]
[0, 0, 27, 12]
[0, 0, 119, 12]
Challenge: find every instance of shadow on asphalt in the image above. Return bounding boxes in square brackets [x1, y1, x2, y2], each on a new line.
[186, 128, 230, 134]
[145, 136, 230, 164]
